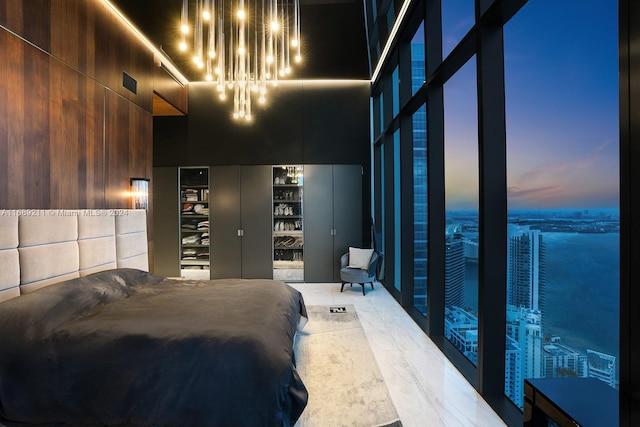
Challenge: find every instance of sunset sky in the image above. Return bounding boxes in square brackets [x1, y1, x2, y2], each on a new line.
[440, 0, 619, 210]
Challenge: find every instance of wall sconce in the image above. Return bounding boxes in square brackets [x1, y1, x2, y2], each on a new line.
[130, 178, 150, 211]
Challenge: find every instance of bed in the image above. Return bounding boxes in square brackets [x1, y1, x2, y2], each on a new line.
[0, 209, 308, 426]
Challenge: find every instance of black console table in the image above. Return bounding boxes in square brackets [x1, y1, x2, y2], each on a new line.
[524, 377, 618, 427]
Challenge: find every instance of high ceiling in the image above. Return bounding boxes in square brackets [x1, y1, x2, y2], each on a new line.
[109, 0, 370, 82]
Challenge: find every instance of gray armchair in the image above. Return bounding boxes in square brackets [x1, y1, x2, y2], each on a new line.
[340, 251, 379, 295]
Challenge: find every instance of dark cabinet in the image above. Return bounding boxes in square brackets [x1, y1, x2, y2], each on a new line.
[208, 166, 241, 278]
[210, 165, 272, 279]
[304, 164, 363, 282]
[152, 167, 180, 277]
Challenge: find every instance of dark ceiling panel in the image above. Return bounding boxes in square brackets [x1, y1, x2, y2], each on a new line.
[109, 0, 369, 81]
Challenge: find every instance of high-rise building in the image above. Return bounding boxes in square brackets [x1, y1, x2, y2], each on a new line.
[504, 336, 523, 407]
[506, 306, 543, 392]
[411, 43, 425, 93]
[543, 337, 588, 378]
[507, 224, 546, 315]
[445, 224, 465, 308]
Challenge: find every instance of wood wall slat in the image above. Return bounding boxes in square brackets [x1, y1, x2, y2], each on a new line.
[50, 0, 82, 75]
[49, 57, 79, 208]
[0, 30, 10, 208]
[104, 90, 129, 209]
[0, 0, 51, 53]
[47, 59, 106, 209]
[3, 29, 52, 208]
[84, 85, 106, 208]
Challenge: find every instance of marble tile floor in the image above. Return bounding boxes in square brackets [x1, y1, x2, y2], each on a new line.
[288, 281, 508, 427]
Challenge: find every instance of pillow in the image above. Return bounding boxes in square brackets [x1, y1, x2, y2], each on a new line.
[348, 247, 374, 270]
[297, 314, 309, 331]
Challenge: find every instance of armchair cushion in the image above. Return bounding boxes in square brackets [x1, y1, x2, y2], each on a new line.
[347, 247, 374, 270]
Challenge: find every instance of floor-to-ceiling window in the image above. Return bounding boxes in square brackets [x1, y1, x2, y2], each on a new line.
[366, 0, 632, 424]
[413, 105, 427, 313]
[411, 23, 428, 314]
[503, 0, 619, 409]
[443, 56, 479, 365]
[441, 0, 474, 59]
[393, 129, 402, 291]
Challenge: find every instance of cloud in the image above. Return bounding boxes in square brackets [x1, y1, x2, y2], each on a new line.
[508, 185, 564, 207]
[506, 137, 617, 208]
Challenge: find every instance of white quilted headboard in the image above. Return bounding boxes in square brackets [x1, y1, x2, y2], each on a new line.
[0, 210, 149, 303]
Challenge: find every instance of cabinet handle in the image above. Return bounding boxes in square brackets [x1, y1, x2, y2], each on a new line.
[238, 229, 244, 237]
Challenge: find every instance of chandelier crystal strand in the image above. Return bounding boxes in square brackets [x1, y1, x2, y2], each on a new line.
[228, 16, 234, 90]
[260, 0, 267, 103]
[267, 0, 274, 80]
[285, 0, 290, 74]
[235, 0, 245, 117]
[294, 0, 301, 63]
[180, 0, 189, 51]
[217, 0, 226, 99]
[272, 0, 279, 86]
[179, 0, 301, 120]
[253, 0, 259, 93]
[245, 51, 252, 120]
[245, 2, 252, 120]
[194, 0, 204, 69]
[205, 0, 215, 80]
[279, 0, 285, 77]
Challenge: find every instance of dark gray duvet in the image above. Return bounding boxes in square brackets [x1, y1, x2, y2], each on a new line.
[0, 269, 308, 427]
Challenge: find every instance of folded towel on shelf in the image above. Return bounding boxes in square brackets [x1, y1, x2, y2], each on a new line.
[183, 189, 199, 202]
[182, 235, 201, 245]
[194, 204, 209, 215]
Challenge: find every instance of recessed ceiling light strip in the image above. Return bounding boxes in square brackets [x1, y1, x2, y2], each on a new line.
[370, 0, 414, 84]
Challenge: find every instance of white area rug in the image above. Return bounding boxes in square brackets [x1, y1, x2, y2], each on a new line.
[294, 305, 402, 427]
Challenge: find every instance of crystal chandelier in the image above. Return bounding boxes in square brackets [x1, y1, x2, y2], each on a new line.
[179, 0, 302, 121]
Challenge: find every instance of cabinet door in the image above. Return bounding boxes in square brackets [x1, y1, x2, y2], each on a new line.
[332, 165, 363, 281]
[210, 166, 242, 279]
[240, 165, 273, 279]
[152, 167, 180, 277]
[304, 165, 334, 282]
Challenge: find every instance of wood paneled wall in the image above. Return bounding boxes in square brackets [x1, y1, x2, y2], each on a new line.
[0, 0, 171, 269]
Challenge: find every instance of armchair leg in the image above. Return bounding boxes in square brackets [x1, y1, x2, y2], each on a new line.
[361, 283, 366, 295]
[341, 281, 346, 292]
